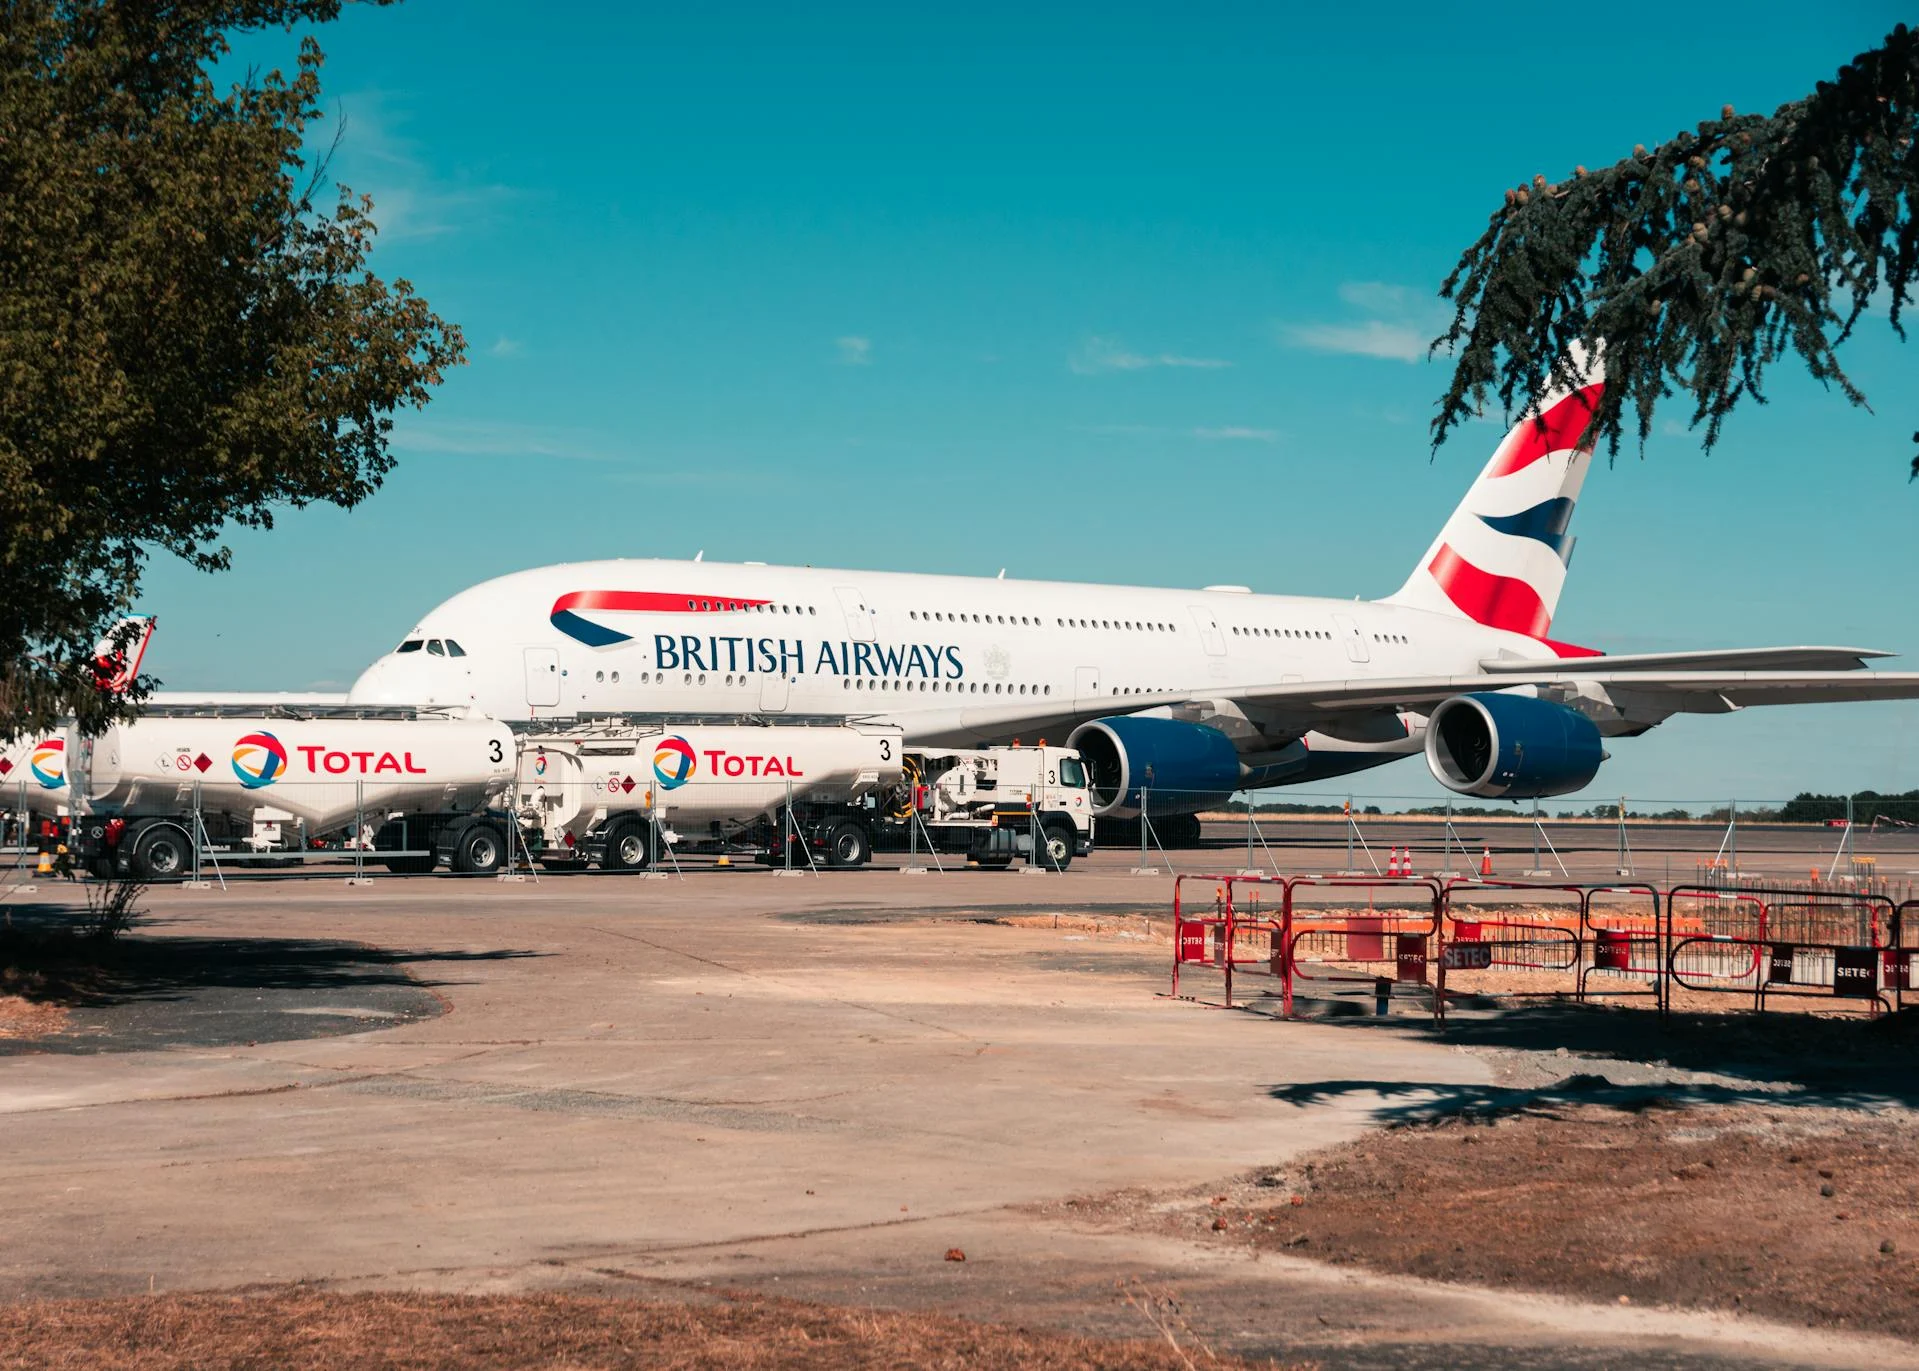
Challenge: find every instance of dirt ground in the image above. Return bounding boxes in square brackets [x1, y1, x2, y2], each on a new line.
[0, 1289, 1297, 1370]
[1198, 1100, 1919, 1338]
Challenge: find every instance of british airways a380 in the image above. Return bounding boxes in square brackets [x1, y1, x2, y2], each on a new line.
[346, 353, 1919, 831]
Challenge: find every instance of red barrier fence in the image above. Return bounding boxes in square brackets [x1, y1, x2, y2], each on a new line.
[1168, 876, 1903, 1025]
[1896, 902, 1917, 1012]
[1666, 885, 1898, 1014]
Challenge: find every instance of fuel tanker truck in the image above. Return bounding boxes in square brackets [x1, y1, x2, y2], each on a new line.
[71, 712, 517, 879]
[511, 721, 904, 870]
[2, 733, 71, 858]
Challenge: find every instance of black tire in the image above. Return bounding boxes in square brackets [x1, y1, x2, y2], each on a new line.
[1040, 818, 1076, 871]
[451, 822, 507, 875]
[383, 855, 435, 875]
[822, 820, 871, 869]
[130, 823, 193, 882]
[601, 818, 656, 872]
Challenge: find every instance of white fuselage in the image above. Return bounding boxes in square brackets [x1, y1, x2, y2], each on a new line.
[347, 559, 1561, 784]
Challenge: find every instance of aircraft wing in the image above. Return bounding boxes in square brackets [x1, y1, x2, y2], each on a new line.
[980, 665, 1919, 743]
[1226, 669, 1919, 721]
[1476, 646, 1893, 674]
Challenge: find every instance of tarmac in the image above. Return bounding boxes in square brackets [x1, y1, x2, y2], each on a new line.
[2, 855, 1916, 1368]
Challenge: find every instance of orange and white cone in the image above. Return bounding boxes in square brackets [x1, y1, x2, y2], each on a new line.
[1479, 845, 1493, 877]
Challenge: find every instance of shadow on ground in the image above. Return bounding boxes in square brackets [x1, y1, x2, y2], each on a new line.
[1, 929, 540, 1055]
[1265, 1001, 1919, 1114]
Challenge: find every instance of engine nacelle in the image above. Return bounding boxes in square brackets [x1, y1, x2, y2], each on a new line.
[1066, 717, 1243, 817]
[1424, 693, 1603, 799]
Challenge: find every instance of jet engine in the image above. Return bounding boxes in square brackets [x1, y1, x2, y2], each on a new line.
[1066, 717, 1244, 817]
[1424, 692, 1603, 799]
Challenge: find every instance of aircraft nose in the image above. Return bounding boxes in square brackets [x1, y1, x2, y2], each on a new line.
[347, 656, 410, 705]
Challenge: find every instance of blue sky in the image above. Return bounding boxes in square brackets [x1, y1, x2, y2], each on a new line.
[141, 1, 1919, 807]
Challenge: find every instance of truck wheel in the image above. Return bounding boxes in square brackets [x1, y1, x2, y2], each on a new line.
[452, 823, 507, 875]
[823, 821, 871, 869]
[1041, 819, 1076, 871]
[130, 823, 193, 882]
[602, 819, 656, 871]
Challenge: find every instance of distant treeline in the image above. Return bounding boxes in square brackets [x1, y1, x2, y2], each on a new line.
[1223, 790, 1919, 823]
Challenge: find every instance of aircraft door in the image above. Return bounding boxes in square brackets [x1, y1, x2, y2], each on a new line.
[1074, 665, 1101, 709]
[524, 647, 561, 707]
[834, 586, 876, 642]
[1188, 607, 1226, 656]
[760, 670, 791, 713]
[1331, 614, 1370, 663]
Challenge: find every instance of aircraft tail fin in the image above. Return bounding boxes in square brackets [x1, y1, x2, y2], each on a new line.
[91, 615, 155, 694]
[1383, 344, 1603, 640]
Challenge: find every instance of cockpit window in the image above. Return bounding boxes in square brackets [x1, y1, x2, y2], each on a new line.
[396, 639, 424, 654]
[426, 639, 445, 656]
[443, 639, 466, 657]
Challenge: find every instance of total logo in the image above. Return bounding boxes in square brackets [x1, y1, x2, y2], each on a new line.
[29, 738, 64, 789]
[652, 734, 808, 787]
[231, 731, 288, 789]
[653, 736, 697, 790]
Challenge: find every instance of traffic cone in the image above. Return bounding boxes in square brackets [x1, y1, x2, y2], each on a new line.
[715, 854, 732, 868]
[1388, 847, 1403, 877]
[1479, 845, 1493, 877]
[36, 849, 52, 876]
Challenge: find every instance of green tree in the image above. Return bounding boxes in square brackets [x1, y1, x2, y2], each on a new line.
[1, 1, 465, 736]
[1431, 25, 1919, 476]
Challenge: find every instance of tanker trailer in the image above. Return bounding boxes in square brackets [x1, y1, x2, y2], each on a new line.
[2, 733, 71, 858]
[71, 713, 516, 879]
[514, 722, 903, 870]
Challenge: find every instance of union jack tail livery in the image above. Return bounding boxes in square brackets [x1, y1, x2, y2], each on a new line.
[1385, 345, 1603, 647]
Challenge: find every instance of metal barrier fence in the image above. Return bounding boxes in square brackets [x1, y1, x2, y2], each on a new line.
[1897, 902, 1918, 1012]
[1168, 874, 1906, 1024]
[1667, 884, 1899, 1014]
[1288, 876, 1446, 1024]
[1170, 873, 1447, 1023]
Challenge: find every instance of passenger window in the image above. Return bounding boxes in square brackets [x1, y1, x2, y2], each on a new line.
[426, 639, 445, 656]
[396, 640, 423, 654]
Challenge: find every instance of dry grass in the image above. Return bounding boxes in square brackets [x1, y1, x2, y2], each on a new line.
[0, 991, 66, 1038]
[0, 1289, 1289, 1370]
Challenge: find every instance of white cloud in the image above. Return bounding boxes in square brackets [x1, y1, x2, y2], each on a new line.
[488, 336, 523, 358]
[1281, 319, 1429, 363]
[1069, 335, 1232, 374]
[1192, 426, 1278, 442]
[1278, 282, 1447, 364]
[329, 91, 516, 241]
[392, 419, 624, 463]
[836, 336, 872, 365]
[1337, 281, 1416, 313]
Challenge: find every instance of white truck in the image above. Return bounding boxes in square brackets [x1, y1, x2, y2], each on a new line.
[777, 743, 1095, 869]
[69, 711, 519, 879]
[510, 720, 904, 870]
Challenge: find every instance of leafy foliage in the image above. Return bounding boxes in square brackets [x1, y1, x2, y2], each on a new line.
[1432, 25, 1919, 476]
[0, 1, 465, 736]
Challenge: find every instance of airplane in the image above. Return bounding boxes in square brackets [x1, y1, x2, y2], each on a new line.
[346, 350, 1919, 838]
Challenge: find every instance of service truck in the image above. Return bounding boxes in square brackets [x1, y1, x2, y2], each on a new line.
[773, 743, 1095, 869]
[70, 711, 519, 879]
[511, 720, 903, 870]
